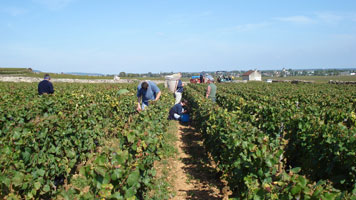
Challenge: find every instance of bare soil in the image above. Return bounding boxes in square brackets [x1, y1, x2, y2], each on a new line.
[169, 123, 228, 200]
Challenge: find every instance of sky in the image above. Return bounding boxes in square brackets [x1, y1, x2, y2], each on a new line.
[0, 0, 356, 74]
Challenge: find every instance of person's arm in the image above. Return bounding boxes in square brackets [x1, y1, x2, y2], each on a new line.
[154, 91, 161, 101]
[206, 85, 211, 98]
[137, 96, 142, 111]
[151, 82, 161, 101]
[137, 85, 142, 111]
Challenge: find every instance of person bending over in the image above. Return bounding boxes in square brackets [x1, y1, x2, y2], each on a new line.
[136, 81, 161, 111]
[168, 99, 188, 121]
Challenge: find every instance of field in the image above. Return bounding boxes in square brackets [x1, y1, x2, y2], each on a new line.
[184, 82, 356, 199]
[265, 75, 356, 83]
[1, 81, 356, 199]
[0, 82, 174, 199]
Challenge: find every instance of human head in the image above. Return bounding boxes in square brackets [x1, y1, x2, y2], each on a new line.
[44, 74, 51, 80]
[141, 81, 149, 90]
[206, 75, 214, 83]
[181, 99, 188, 106]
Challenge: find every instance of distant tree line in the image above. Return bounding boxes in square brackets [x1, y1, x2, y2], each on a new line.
[112, 69, 356, 78]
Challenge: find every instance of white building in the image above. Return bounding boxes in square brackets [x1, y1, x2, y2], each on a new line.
[114, 75, 120, 81]
[242, 70, 262, 81]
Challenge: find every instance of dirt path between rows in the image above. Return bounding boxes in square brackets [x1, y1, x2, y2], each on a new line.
[170, 124, 229, 200]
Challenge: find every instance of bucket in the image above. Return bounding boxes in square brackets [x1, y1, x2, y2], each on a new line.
[181, 114, 190, 122]
[165, 75, 179, 93]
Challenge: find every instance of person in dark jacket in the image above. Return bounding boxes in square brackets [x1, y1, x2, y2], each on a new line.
[168, 99, 188, 120]
[38, 74, 54, 95]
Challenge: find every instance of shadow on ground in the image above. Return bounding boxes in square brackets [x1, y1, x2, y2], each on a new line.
[179, 123, 225, 200]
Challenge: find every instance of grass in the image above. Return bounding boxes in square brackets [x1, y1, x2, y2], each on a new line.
[0, 68, 114, 79]
[0, 68, 32, 74]
[22, 72, 114, 79]
[0, 68, 31, 71]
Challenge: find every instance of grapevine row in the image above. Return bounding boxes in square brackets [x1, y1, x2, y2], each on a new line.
[184, 83, 355, 199]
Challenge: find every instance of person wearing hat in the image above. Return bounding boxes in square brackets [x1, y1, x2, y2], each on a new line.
[205, 75, 217, 102]
[136, 80, 161, 111]
[38, 74, 54, 95]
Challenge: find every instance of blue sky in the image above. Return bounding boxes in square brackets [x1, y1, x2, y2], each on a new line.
[1, 0, 356, 74]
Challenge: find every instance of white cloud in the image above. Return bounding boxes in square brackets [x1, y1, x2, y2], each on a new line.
[315, 12, 344, 24]
[33, 0, 75, 10]
[276, 12, 356, 25]
[225, 22, 271, 33]
[1, 6, 27, 16]
[275, 16, 315, 24]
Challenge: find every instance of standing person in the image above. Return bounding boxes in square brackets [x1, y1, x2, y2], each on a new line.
[168, 99, 188, 120]
[137, 81, 161, 111]
[174, 73, 184, 104]
[205, 75, 217, 102]
[200, 72, 204, 83]
[38, 74, 54, 95]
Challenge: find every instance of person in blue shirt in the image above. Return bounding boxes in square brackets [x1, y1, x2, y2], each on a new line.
[174, 73, 184, 104]
[38, 74, 54, 95]
[137, 81, 161, 111]
[168, 99, 188, 120]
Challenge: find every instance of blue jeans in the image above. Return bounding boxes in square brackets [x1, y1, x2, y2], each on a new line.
[142, 102, 149, 110]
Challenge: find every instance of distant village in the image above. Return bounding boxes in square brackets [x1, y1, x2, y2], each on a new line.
[120, 68, 356, 78]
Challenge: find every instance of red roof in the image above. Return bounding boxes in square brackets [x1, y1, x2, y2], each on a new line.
[242, 70, 255, 76]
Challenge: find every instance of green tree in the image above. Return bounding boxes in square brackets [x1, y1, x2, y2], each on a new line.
[119, 72, 126, 77]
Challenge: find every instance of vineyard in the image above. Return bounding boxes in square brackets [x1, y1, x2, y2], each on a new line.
[1, 81, 356, 199]
[0, 82, 174, 199]
[184, 82, 356, 199]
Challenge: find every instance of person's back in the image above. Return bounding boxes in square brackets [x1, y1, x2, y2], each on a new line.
[38, 74, 54, 95]
[168, 100, 187, 120]
[176, 79, 183, 93]
[137, 81, 160, 103]
[136, 81, 161, 111]
[168, 103, 183, 120]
